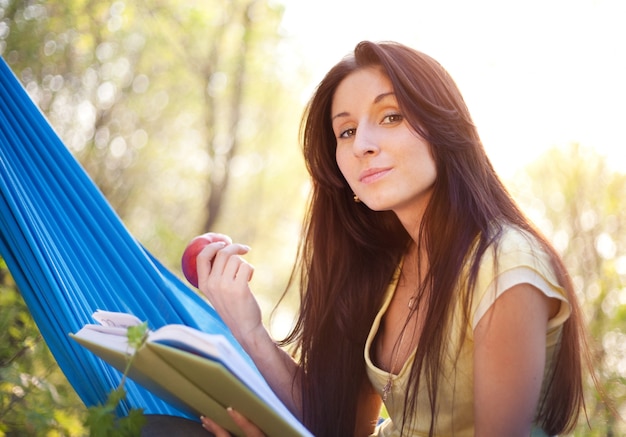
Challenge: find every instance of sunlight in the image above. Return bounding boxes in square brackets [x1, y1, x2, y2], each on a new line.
[278, 0, 626, 178]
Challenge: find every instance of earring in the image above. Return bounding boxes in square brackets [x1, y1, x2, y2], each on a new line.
[353, 194, 361, 203]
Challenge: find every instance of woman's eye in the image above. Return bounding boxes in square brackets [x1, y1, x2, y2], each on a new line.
[339, 128, 356, 139]
[382, 113, 403, 124]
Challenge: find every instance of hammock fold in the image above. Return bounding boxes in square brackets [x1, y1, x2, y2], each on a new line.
[0, 57, 249, 417]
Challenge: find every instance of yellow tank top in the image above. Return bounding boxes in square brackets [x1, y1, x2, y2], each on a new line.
[365, 226, 570, 436]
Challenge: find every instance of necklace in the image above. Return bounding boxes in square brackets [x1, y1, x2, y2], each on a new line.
[382, 250, 419, 401]
[381, 318, 411, 402]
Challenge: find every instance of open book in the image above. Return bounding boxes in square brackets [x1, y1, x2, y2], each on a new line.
[70, 310, 312, 437]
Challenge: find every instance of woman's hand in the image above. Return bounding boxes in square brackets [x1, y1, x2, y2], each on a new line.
[195, 235, 303, 419]
[201, 409, 265, 437]
[196, 239, 263, 343]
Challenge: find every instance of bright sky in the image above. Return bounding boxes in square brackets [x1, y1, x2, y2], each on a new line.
[278, 0, 626, 179]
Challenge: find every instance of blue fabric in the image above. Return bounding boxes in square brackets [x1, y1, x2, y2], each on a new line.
[0, 57, 251, 417]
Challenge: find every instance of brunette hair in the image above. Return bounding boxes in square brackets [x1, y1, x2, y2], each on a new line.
[283, 41, 585, 436]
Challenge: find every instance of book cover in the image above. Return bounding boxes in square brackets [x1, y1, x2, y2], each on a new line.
[70, 310, 312, 437]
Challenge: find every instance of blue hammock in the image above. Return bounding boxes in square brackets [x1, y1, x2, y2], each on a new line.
[0, 57, 250, 417]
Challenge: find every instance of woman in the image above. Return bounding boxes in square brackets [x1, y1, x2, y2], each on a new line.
[196, 41, 586, 436]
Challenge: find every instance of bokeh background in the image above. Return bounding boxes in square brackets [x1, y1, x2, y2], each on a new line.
[1, 0, 624, 434]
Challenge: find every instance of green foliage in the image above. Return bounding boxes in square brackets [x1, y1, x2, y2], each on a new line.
[0, 260, 86, 436]
[83, 322, 148, 437]
[127, 322, 149, 350]
[509, 143, 626, 435]
[0, 252, 148, 436]
[83, 388, 145, 437]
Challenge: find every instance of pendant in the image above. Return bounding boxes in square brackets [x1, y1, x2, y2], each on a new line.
[408, 296, 416, 310]
[382, 377, 392, 402]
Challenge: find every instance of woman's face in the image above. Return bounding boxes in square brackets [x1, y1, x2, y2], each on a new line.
[332, 67, 437, 225]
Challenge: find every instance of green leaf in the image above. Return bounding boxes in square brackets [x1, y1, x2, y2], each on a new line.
[117, 408, 147, 436]
[84, 402, 117, 437]
[105, 387, 127, 410]
[127, 322, 149, 350]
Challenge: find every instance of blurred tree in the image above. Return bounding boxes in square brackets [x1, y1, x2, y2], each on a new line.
[509, 143, 626, 436]
[1, 0, 306, 298]
[0, 0, 302, 270]
[2, 0, 148, 215]
[0, 0, 306, 433]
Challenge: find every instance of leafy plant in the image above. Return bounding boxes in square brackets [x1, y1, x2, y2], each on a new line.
[0, 262, 85, 435]
[83, 322, 149, 437]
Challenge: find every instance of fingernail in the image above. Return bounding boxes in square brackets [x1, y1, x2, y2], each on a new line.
[200, 416, 211, 431]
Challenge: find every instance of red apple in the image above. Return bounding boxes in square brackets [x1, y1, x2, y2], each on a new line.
[181, 234, 216, 288]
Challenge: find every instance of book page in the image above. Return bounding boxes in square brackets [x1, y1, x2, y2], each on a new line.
[74, 310, 144, 337]
[73, 310, 144, 350]
[72, 325, 133, 354]
[92, 309, 143, 328]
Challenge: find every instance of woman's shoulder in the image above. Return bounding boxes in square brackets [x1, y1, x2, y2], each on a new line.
[482, 224, 553, 271]
[498, 224, 541, 248]
[470, 223, 570, 332]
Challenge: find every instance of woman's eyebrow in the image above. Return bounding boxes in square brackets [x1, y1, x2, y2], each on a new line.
[374, 92, 395, 104]
[332, 111, 348, 121]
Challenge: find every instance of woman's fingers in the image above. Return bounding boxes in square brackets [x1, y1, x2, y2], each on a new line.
[206, 232, 233, 245]
[200, 416, 230, 436]
[234, 261, 254, 282]
[227, 408, 266, 437]
[197, 243, 252, 294]
[196, 241, 228, 275]
[209, 243, 250, 277]
[200, 411, 265, 437]
[195, 241, 261, 344]
[222, 249, 254, 283]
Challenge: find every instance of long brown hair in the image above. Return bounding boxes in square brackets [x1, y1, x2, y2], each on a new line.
[283, 41, 585, 436]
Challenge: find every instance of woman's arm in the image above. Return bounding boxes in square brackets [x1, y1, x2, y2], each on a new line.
[238, 323, 303, 417]
[196, 239, 302, 417]
[473, 283, 559, 437]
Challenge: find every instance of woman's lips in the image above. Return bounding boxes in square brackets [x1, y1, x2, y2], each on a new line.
[359, 167, 392, 184]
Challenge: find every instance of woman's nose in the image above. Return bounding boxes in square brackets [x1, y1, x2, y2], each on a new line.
[352, 125, 380, 157]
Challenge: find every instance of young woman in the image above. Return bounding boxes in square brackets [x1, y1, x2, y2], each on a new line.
[196, 41, 587, 436]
